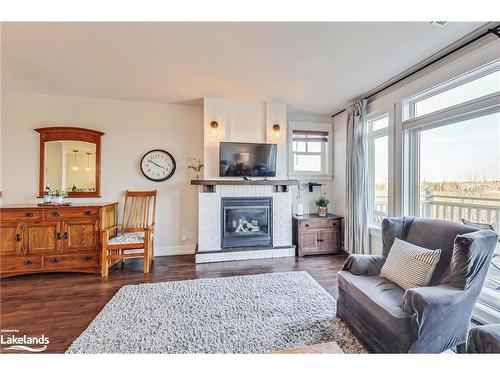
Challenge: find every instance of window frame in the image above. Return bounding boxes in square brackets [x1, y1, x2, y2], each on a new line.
[403, 59, 500, 121]
[287, 121, 333, 179]
[402, 65, 500, 324]
[367, 112, 390, 226]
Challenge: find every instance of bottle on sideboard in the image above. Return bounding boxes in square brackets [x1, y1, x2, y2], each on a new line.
[43, 184, 52, 204]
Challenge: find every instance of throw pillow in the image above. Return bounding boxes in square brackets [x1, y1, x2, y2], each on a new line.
[380, 238, 441, 290]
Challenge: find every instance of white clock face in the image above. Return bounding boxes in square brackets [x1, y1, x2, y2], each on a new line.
[140, 149, 176, 182]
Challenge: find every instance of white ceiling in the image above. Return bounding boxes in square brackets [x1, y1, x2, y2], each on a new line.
[1, 22, 487, 115]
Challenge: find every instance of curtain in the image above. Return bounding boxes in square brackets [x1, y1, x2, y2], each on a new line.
[345, 99, 369, 254]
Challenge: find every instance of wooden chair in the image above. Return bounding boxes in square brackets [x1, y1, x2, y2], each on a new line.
[101, 190, 157, 277]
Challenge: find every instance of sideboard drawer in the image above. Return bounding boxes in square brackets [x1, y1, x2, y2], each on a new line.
[43, 253, 99, 270]
[0, 210, 43, 221]
[43, 208, 99, 220]
[1, 256, 43, 273]
[300, 219, 339, 230]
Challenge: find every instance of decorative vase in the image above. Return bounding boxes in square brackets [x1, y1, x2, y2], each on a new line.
[317, 206, 328, 217]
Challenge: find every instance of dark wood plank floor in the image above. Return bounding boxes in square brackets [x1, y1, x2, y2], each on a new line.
[0, 254, 347, 353]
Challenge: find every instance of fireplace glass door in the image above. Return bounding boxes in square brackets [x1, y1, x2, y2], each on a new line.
[221, 197, 272, 249]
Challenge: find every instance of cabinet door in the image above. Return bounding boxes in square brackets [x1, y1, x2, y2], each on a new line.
[300, 231, 320, 252]
[318, 230, 340, 252]
[63, 220, 98, 253]
[23, 221, 61, 254]
[0, 222, 22, 256]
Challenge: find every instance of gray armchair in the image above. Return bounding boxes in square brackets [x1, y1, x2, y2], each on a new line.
[337, 217, 498, 353]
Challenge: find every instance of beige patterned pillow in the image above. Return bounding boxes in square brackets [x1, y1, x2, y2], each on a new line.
[380, 238, 441, 290]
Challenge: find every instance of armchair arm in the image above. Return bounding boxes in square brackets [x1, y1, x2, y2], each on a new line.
[403, 285, 469, 353]
[342, 254, 385, 276]
[101, 224, 122, 240]
[101, 224, 122, 231]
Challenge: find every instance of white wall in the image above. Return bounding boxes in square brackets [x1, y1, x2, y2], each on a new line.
[203, 98, 288, 179]
[1, 92, 203, 255]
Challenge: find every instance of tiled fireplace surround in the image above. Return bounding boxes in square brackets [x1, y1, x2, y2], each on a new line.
[195, 185, 295, 263]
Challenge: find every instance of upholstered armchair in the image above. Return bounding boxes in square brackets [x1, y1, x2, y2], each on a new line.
[337, 217, 498, 353]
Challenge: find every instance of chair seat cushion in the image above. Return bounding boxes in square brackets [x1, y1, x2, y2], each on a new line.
[337, 271, 410, 334]
[108, 232, 147, 246]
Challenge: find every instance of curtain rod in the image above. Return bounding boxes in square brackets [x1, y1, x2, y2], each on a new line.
[331, 24, 500, 118]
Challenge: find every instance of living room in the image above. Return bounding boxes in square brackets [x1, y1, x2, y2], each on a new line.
[1, 1, 499, 373]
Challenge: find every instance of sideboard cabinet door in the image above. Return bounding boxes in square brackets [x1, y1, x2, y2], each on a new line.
[0, 222, 23, 256]
[63, 219, 98, 253]
[22, 221, 62, 255]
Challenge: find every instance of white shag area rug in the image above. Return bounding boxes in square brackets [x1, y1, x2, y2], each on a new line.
[67, 271, 367, 353]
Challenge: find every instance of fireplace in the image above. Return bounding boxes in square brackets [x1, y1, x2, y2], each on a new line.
[221, 197, 273, 249]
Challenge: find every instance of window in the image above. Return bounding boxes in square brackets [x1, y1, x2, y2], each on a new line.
[367, 114, 389, 225]
[292, 131, 327, 172]
[404, 60, 500, 120]
[288, 122, 332, 176]
[404, 63, 500, 323]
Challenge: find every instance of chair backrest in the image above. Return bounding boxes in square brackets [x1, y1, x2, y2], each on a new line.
[121, 190, 157, 231]
[405, 218, 479, 285]
[382, 216, 480, 285]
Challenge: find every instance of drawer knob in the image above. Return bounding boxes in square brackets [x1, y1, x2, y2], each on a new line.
[83, 255, 93, 261]
[83, 210, 92, 216]
[317, 239, 324, 242]
[56, 232, 62, 240]
[15, 234, 21, 242]
[51, 211, 60, 217]
[63, 232, 69, 239]
[50, 257, 60, 264]
[25, 212, 34, 217]
[24, 259, 33, 265]
[305, 224, 310, 227]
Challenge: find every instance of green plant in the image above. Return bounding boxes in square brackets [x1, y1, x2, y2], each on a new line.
[315, 196, 329, 207]
[51, 190, 68, 198]
[187, 157, 204, 174]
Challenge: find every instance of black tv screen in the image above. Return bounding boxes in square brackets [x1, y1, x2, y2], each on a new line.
[219, 142, 277, 177]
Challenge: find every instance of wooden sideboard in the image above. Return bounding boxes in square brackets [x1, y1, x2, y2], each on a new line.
[292, 214, 343, 257]
[0, 203, 118, 277]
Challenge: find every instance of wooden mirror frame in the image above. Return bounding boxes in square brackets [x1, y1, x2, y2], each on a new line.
[35, 126, 104, 198]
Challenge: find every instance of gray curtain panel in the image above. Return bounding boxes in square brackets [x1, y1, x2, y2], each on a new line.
[344, 99, 369, 254]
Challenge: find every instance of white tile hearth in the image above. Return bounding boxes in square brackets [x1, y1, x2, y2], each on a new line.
[195, 247, 296, 263]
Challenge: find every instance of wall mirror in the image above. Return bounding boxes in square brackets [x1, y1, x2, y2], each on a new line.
[36, 127, 104, 198]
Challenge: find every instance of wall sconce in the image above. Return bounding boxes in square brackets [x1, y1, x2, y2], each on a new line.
[272, 124, 281, 140]
[209, 121, 219, 139]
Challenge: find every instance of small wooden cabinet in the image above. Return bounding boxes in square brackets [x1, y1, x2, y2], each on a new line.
[292, 214, 343, 257]
[0, 203, 117, 277]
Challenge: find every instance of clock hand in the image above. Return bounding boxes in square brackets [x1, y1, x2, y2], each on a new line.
[148, 159, 166, 170]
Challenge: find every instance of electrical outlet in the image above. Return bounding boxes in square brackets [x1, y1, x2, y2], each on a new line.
[181, 230, 188, 241]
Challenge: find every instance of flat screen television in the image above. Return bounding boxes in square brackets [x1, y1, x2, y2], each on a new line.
[219, 142, 277, 177]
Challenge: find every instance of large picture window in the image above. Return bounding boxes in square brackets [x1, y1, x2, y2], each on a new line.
[404, 61, 500, 323]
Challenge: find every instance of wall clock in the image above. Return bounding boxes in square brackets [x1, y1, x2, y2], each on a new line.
[140, 149, 176, 182]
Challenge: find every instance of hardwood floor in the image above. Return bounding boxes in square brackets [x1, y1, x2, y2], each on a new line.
[0, 253, 347, 353]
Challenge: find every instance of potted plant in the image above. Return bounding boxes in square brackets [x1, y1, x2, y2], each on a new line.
[315, 195, 330, 217]
[187, 157, 204, 180]
[52, 190, 68, 205]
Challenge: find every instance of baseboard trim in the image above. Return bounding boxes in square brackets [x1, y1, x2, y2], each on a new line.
[154, 245, 196, 257]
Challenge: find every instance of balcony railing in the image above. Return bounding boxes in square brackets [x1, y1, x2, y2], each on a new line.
[420, 193, 500, 232]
